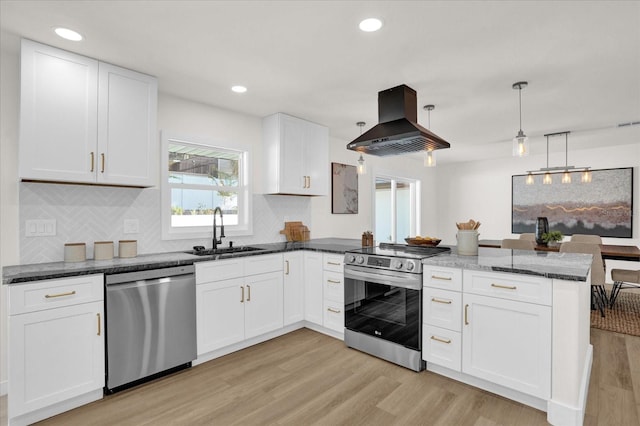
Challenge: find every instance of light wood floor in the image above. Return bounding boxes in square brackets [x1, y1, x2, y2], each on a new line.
[0, 327, 637, 425]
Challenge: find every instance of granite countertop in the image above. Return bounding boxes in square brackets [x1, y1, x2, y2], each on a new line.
[3, 238, 362, 284]
[423, 246, 592, 281]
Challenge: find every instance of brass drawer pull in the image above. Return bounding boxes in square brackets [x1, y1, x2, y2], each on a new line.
[327, 279, 341, 284]
[431, 275, 452, 281]
[491, 283, 517, 290]
[45, 290, 76, 299]
[101, 153, 105, 173]
[464, 304, 469, 325]
[247, 285, 251, 301]
[285, 260, 290, 275]
[431, 297, 452, 304]
[430, 335, 451, 344]
[327, 261, 341, 266]
[97, 313, 101, 336]
[90, 152, 95, 172]
[327, 307, 341, 314]
[240, 286, 245, 303]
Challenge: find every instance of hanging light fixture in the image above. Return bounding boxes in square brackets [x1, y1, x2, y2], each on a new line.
[356, 122, 366, 175]
[423, 104, 436, 167]
[525, 131, 591, 185]
[512, 81, 529, 157]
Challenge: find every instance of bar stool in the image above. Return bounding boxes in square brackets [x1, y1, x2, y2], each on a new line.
[609, 269, 640, 308]
[502, 239, 535, 250]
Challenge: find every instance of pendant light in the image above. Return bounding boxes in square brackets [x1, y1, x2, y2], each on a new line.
[512, 81, 529, 157]
[525, 131, 591, 185]
[423, 104, 436, 167]
[356, 122, 366, 175]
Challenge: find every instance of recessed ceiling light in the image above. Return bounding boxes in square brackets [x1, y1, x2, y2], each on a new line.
[231, 85, 247, 93]
[54, 27, 83, 41]
[359, 18, 383, 32]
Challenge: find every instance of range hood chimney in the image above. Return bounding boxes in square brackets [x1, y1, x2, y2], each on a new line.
[347, 84, 451, 156]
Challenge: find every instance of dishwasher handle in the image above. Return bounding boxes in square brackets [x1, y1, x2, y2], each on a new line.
[105, 265, 195, 286]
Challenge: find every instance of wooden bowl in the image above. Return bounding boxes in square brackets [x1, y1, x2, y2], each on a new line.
[405, 237, 441, 247]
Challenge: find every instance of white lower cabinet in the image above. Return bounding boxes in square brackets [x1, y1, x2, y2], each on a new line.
[303, 251, 324, 325]
[196, 254, 283, 355]
[303, 251, 345, 334]
[283, 251, 304, 325]
[423, 325, 462, 371]
[462, 292, 551, 399]
[8, 275, 104, 424]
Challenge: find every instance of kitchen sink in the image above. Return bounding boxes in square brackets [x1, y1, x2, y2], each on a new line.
[185, 246, 265, 256]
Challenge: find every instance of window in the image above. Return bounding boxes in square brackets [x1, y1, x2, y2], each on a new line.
[161, 134, 251, 240]
[374, 175, 420, 243]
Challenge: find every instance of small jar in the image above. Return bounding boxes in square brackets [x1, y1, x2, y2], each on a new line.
[64, 243, 86, 262]
[94, 241, 114, 260]
[118, 240, 137, 258]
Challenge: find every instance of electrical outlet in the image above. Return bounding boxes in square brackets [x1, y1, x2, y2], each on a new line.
[25, 219, 56, 237]
[124, 219, 139, 234]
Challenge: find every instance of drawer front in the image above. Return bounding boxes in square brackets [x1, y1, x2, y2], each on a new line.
[245, 253, 283, 276]
[463, 270, 552, 305]
[423, 325, 461, 371]
[9, 274, 103, 315]
[323, 271, 343, 303]
[423, 266, 463, 292]
[323, 253, 343, 273]
[423, 287, 462, 332]
[323, 299, 344, 333]
[196, 258, 244, 284]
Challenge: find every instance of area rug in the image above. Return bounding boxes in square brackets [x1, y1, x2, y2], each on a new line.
[590, 291, 640, 337]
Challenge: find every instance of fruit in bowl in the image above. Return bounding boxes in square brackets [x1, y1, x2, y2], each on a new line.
[405, 236, 441, 246]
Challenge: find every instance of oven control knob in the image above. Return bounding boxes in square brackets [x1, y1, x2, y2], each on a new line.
[356, 255, 365, 264]
[346, 254, 356, 263]
[394, 260, 403, 269]
[405, 261, 415, 271]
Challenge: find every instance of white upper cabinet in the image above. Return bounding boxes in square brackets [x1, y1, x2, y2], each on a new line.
[262, 113, 329, 196]
[19, 39, 158, 187]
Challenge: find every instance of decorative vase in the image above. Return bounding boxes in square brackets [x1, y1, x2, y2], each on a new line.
[535, 217, 549, 246]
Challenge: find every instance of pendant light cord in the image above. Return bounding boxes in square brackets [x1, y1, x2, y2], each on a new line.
[518, 87, 523, 132]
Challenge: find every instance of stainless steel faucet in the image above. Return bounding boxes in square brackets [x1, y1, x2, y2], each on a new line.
[212, 207, 225, 250]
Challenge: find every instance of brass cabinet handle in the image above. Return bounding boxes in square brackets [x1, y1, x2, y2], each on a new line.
[327, 307, 341, 314]
[491, 283, 517, 290]
[90, 152, 95, 172]
[240, 286, 244, 303]
[307, 176, 311, 188]
[327, 279, 341, 284]
[464, 304, 469, 325]
[430, 335, 451, 344]
[285, 260, 290, 275]
[45, 290, 76, 299]
[431, 275, 452, 281]
[97, 313, 101, 336]
[431, 297, 452, 304]
[100, 153, 105, 173]
[247, 285, 251, 301]
[327, 261, 341, 266]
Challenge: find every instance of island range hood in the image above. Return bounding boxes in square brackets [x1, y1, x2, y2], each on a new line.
[347, 84, 451, 156]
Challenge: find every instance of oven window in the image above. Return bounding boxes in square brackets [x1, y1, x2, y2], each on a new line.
[353, 284, 407, 326]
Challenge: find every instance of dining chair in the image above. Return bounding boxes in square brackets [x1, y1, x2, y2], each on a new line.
[560, 241, 607, 317]
[519, 233, 536, 241]
[609, 268, 640, 308]
[501, 239, 535, 250]
[571, 234, 602, 244]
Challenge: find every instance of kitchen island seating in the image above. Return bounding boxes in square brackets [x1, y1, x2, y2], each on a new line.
[560, 242, 607, 317]
[609, 268, 640, 308]
[570, 234, 602, 244]
[519, 233, 536, 241]
[501, 238, 536, 250]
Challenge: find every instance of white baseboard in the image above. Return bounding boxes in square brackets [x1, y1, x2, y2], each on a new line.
[1, 379, 7, 396]
[8, 388, 102, 426]
[547, 344, 593, 426]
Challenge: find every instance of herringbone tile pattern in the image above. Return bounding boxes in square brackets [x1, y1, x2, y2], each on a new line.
[19, 183, 311, 263]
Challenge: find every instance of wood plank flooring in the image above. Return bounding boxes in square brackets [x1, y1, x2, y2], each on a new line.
[1, 327, 638, 425]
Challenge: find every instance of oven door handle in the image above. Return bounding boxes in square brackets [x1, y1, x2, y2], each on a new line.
[344, 267, 422, 290]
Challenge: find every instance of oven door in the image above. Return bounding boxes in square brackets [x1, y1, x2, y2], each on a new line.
[344, 265, 422, 351]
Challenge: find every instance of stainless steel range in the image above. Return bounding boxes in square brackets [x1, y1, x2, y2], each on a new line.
[343, 243, 450, 371]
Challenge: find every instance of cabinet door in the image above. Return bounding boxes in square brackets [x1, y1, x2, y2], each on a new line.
[462, 293, 551, 399]
[19, 39, 98, 183]
[97, 62, 158, 187]
[196, 278, 245, 354]
[244, 271, 283, 339]
[279, 114, 307, 193]
[303, 251, 324, 325]
[283, 252, 304, 325]
[9, 301, 104, 417]
[303, 121, 329, 196]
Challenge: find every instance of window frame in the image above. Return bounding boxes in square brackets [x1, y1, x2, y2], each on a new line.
[161, 132, 252, 241]
[372, 172, 421, 243]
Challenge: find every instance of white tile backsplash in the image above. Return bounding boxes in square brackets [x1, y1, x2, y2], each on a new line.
[19, 183, 311, 264]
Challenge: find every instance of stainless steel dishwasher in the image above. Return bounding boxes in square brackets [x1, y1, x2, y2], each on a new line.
[105, 265, 196, 393]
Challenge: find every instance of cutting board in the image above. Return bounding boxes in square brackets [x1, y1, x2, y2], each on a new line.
[280, 221, 310, 242]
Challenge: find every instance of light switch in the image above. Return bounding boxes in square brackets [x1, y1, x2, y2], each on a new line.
[25, 219, 56, 237]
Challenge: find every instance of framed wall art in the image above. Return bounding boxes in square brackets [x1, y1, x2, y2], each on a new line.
[331, 162, 358, 214]
[512, 167, 633, 238]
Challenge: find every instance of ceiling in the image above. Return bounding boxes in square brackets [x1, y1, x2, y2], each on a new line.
[1, 1, 639, 164]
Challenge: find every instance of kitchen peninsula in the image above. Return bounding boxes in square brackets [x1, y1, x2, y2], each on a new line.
[421, 247, 593, 426]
